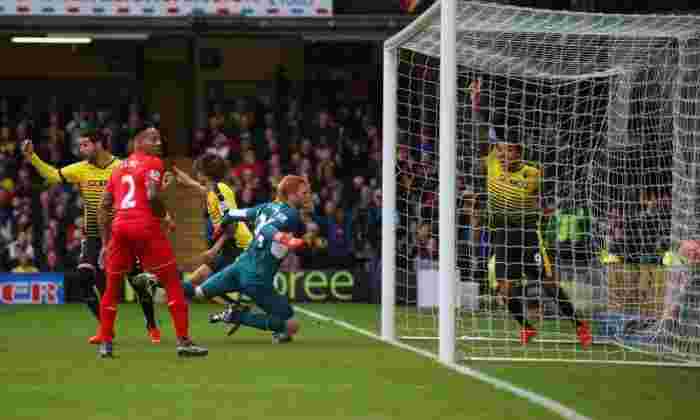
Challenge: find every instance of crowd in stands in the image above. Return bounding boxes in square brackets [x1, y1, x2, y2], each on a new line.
[0, 95, 383, 274]
[0, 90, 672, 276]
[192, 97, 383, 271]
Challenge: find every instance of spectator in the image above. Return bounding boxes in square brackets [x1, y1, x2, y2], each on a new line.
[238, 186, 257, 209]
[300, 138, 314, 161]
[0, 125, 17, 157]
[232, 149, 265, 180]
[318, 161, 343, 204]
[206, 130, 236, 161]
[343, 141, 369, 179]
[7, 226, 34, 266]
[42, 112, 66, 151]
[45, 250, 60, 272]
[414, 222, 435, 260]
[315, 201, 353, 268]
[11, 251, 38, 273]
[310, 109, 338, 145]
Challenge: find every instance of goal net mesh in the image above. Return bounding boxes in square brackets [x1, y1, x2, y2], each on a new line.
[392, 0, 700, 363]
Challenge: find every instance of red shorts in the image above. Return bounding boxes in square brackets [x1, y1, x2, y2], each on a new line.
[106, 221, 175, 275]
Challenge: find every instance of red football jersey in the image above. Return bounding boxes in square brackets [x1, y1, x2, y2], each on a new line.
[106, 151, 164, 226]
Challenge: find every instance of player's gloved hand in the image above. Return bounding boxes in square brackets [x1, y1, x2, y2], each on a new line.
[273, 232, 305, 250]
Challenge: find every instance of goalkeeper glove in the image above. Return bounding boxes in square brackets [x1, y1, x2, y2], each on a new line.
[219, 212, 236, 227]
[273, 232, 305, 251]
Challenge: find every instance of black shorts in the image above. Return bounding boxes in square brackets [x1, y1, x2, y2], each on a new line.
[78, 237, 102, 271]
[492, 225, 544, 282]
[208, 246, 243, 274]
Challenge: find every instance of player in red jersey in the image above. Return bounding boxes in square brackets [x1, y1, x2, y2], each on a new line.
[95, 127, 208, 358]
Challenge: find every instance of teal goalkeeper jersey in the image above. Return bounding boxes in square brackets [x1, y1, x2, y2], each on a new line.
[235, 202, 303, 284]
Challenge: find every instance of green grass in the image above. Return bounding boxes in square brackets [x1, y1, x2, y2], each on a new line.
[1, 304, 555, 420]
[314, 304, 700, 420]
[2, 303, 700, 420]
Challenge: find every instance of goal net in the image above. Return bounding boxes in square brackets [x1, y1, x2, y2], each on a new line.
[382, 0, 700, 365]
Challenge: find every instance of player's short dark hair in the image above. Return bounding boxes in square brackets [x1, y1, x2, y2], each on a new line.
[194, 153, 228, 183]
[80, 129, 107, 148]
[491, 125, 522, 146]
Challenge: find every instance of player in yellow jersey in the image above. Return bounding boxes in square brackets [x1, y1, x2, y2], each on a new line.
[471, 79, 591, 346]
[163, 154, 253, 311]
[22, 132, 161, 343]
[485, 124, 592, 347]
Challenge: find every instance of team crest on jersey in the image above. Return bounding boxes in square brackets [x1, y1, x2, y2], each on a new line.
[86, 180, 108, 187]
[510, 178, 530, 189]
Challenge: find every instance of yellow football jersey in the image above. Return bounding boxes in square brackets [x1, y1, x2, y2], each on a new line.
[31, 153, 120, 238]
[207, 182, 253, 250]
[486, 150, 541, 225]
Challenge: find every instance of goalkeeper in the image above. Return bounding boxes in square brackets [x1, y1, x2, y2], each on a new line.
[483, 124, 592, 346]
[183, 175, 310, 344]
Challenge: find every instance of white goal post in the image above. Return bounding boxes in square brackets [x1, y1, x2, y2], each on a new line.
[382, 0, 700, 366]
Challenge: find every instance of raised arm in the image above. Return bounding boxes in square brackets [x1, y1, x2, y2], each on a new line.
[22, 140, 79, 184]
[173, 166, 208, 196]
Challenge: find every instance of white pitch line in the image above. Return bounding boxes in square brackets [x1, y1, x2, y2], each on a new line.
[294, 306, 592, 420]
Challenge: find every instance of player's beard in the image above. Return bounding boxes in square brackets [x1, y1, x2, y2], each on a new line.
[84, 153, 97, 165]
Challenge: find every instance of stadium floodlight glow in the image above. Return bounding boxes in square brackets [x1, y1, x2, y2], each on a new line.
[47, 33, 149, 41]
[11, 36, 92, 44]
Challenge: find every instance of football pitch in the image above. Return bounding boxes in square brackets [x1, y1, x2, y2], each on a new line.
[1, 303, 698, 420]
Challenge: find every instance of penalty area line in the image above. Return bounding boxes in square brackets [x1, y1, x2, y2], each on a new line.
[294, 306, 592, 420]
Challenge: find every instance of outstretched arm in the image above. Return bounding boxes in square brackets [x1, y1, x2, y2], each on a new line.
[173, 166, 208, 197]
[22, 140, 79, 184]
[220, 208, 257, 226]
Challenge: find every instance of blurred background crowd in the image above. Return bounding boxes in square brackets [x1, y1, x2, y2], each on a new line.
[0, 93, 384, 274]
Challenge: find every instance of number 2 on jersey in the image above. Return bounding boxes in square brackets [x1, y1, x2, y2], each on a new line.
[121, 174, 136, 209]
